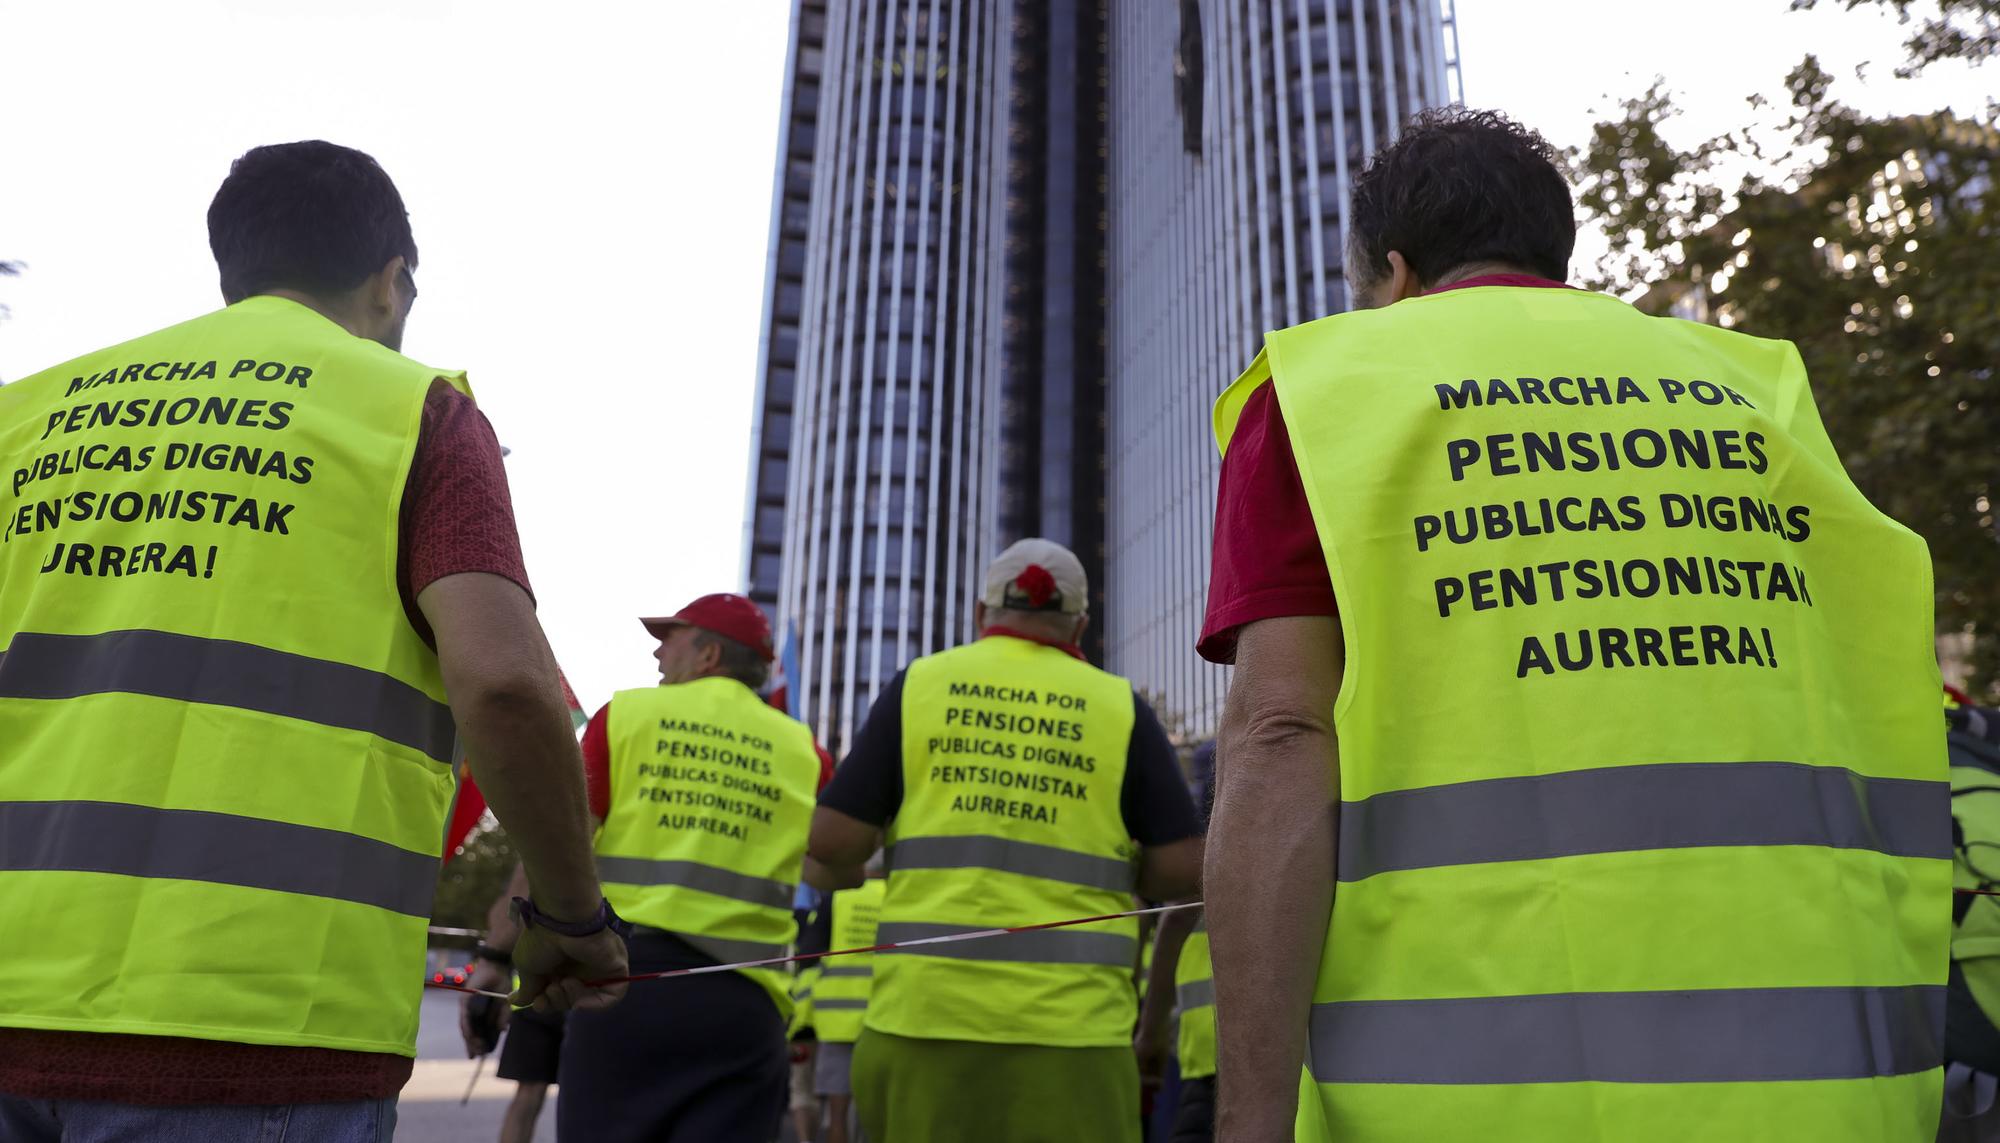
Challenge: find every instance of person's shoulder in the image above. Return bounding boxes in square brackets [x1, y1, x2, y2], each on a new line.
[607, 685, 664, 712]
[1648, 310, 1800, 356]
[907, 643, 975, 674]
[1042, 653, 1139, 703]
[325, 329, 465, 392]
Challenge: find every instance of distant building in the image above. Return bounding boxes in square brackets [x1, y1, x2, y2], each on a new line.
[745, 0, 1457, 749]
[1103, 0, 1458, 736]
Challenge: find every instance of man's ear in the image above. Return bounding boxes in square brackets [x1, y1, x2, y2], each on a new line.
[1072, 613, 1091, 644]
[1385, 251, 1423, 303]
[973, 602, 989, 630]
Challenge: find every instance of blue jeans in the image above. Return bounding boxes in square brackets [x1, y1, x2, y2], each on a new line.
[0, 1095, 395, 1142]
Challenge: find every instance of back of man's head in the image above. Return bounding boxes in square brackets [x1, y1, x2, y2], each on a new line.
[1348, 107, 1574, 290]
[208, 141, 417, 304]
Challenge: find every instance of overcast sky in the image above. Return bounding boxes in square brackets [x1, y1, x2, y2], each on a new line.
[1, 1, 1986, 706]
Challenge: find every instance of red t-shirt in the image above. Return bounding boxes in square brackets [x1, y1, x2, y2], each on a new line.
[1197, 276, 1572, 663]
[0, 380, 532, 1106]
[581, 697, 835, 820]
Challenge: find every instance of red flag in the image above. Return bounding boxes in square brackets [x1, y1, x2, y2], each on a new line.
[444, 671, 586, 861]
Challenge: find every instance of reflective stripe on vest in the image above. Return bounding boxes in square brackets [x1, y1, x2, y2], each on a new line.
[1175, 919, 1216, 1079]
[0, 297, 465, 1056]
[595, 856, 794, 910]
[874, 921, 1136, 966]
[887, 834, 1135, 892]
[0, 800, 437, 916]
[872, 635, 1140, 1048]
[816, 878, 884, 1042]
[1308, 985, 1945, 1084]
[0, 628, 456, 763]
[1339, 761, 1949, 881]
[1220, 285, 1950, 1141]
[596, 678, 819, 1021]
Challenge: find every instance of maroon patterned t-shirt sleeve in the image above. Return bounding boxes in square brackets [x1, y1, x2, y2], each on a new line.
[1196, 381, 1337, 665]
[399, 380, 534, 642]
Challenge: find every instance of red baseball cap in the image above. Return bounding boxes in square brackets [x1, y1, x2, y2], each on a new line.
[639, 594, 775, 662]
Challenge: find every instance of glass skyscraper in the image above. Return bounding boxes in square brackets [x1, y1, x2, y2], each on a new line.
[745, 0, 1458, 750]
[1103, 0, 1459, 738]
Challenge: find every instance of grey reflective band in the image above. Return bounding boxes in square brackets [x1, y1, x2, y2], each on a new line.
[816, 999, 868, 1010]
[1339, 761, 1949, 882]
[596, 856, 794, 911]
[0, 629, 456, 764]
[887, 835, 1135, 892]
[0, 800, 438, 917]
[821, 964, 874, 977]
[1178, 978, 1215, 1009]
[1309, 985, 1945, 1085]
[875, 922, 1135, 967]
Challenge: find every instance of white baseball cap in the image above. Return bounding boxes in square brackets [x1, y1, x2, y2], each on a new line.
[981, 538, 1088, 615]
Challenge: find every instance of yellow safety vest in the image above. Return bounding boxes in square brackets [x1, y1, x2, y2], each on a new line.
[1174, 915, 1215, 1080]
[871, 634, 1140, 1047]
[597, 676, 819, 1018]
[815, 877, 885, 1043]
[788, 963, 819, 1039]
[1215, 285, 1949, 1141]
[0, 296, 468, 1055]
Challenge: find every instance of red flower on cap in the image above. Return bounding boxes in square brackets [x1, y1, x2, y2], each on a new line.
[1015, 564, 1058, 608]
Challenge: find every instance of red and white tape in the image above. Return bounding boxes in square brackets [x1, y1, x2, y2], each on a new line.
[433, 886, 1993, 1002]
[426, 900, 1202, 1001]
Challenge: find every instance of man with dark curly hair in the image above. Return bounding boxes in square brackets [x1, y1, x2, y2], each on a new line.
[1200, 108, 1947, 1142]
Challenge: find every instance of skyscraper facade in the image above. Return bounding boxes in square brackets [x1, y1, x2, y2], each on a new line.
[1102, 0, 1459, 737]
[745, 0, 1456, 749]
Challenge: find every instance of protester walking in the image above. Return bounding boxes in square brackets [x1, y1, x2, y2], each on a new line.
[809, 538, 1204, 1143]
[1139, 742, 1217, 1143]
[811, 874, 886, 1143]
[556, 593, 824, 1143]
[1200, 107, 1949, 1142]
[460, 863, 565, 1143]
[0, 140, 626, 1143]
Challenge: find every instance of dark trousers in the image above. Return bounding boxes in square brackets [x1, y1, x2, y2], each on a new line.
[1170, 1076, 1215, 1143]
[1950, 962, 2000, 1076]
[557, 930, 788, 1143]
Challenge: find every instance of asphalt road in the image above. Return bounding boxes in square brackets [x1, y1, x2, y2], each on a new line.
[395, 990, 556, 1143]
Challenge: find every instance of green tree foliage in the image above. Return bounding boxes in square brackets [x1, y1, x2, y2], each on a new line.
[431, 819, 518, 934]
[1574, 46, 2000, 688]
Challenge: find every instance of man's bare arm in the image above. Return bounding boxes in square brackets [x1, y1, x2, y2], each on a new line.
[1136, 903, 1201, 1078]
[1137, 835, 1204, 902]
[484, 863, 531, 951]
[1209, 615, 1342, 1143]
[421, 571, 625, 1010]
[806, 806, 879, 891]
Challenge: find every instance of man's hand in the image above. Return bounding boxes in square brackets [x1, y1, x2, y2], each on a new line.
[421, 573, 607, 926]
[511, 926, 629, 1015]
[458, 960, 512, 1057]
